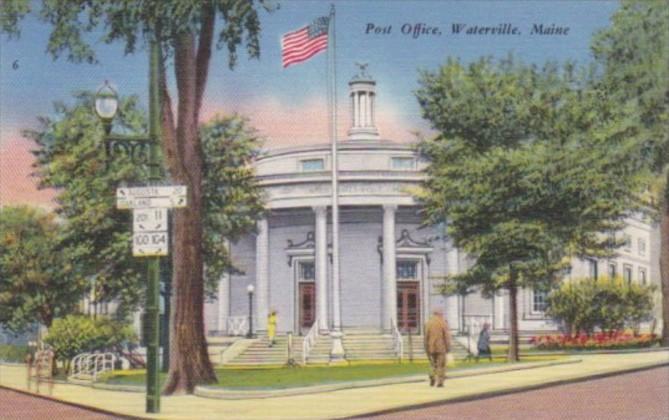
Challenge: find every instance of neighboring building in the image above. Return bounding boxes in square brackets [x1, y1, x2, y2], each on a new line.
[204, 68, 661, 339]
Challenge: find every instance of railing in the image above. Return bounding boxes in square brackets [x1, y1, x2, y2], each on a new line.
[69, 352, 116, 382]
[301, 318, 319, 365]
[227, 316, 249, 336]
[390, 318, 404, 362]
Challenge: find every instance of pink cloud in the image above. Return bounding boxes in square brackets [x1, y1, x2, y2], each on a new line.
[0, 137, 57, 209]
[200, 95, 429, 149]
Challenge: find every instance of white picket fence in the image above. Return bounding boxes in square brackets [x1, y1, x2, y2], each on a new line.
[69, 352, 115, 382]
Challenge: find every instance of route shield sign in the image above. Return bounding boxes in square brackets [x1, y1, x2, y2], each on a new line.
[133, 208, 167, 232]
[133, 231, 168, 256]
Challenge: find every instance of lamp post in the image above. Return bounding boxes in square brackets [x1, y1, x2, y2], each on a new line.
[246, 284, 255, 338]
[94, 40, 163, 414]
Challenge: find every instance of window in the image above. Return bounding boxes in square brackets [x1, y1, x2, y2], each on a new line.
[623, 234, 632, 252]
[623, 264, 633, 285]
[639, 267, 647, 285]
[638, 238, 646, 256]
[391, 157, 415, 170]
[299, 261, 315, 281]
[588, 259, 598, 280]
[532, 289, 548, 313]
[301, 158, 324, 172]
[608, 263, 617, 279]
[396, 261, 418, 279]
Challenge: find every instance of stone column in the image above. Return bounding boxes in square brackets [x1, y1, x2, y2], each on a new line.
[314, 206, 329, 332]
[446, 244, 460, 333]
[383, 204, 398, 331]
[217, 240, 230, 334]
[494, 290, 506, 330]
[255, 218, 269, 332]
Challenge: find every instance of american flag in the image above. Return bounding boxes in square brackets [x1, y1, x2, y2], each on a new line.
[282, 16, 329, 68]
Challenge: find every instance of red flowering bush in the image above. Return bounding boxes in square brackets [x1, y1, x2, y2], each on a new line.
[530, 331, 659, 351]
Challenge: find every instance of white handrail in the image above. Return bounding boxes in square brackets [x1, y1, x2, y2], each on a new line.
[301, 319, 319, 365]
[391, 318, 403, 362]
[69, 352, 115, 381]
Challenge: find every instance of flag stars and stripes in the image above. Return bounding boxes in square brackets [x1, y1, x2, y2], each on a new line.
[282, 16, 330, 68]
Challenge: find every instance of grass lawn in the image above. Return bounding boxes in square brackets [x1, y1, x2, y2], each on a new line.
[102, 356, 559, 390]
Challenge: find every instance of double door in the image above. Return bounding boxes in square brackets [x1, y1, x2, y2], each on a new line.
[298, 282, 316, 334]
[397, 281, 420, 334]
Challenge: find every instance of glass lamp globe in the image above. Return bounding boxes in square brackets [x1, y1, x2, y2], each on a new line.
[94, 81, 119, 121]
[247, 284, 255, 294]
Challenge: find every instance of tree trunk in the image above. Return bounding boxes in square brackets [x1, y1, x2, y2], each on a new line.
[160, 19, 218, 394]
[507, 269, 520, 362]
[661, 180, 669, 346]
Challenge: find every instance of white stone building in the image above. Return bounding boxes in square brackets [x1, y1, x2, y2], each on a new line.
[204, 69, 660, 341]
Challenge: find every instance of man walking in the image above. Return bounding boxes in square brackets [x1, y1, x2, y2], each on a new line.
[424, 309, 451, 387]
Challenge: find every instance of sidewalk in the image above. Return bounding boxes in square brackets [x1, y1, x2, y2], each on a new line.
[1, 351, 668, 420]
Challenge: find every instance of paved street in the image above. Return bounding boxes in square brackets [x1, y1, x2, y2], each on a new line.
[364, 366, 669, 420]
[0, 387, 126, 420]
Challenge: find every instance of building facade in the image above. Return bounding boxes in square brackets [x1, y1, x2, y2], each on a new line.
[204, 69, 660, 338]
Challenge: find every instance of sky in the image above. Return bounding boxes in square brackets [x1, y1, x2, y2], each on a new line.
[0, 0, 620, 208]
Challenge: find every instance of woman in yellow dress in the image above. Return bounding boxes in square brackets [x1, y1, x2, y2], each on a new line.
[267, 310, 277, 347]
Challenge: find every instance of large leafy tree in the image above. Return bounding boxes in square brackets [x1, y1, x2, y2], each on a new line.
[416, 57, 645, 361]
[0, 206, 88, 332]
[26, 92, 148, 314]
[591, 0, 669, 345]
[2, 0, 272, 393]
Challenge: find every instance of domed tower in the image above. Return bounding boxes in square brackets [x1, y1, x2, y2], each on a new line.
[347, 63, 380, 140]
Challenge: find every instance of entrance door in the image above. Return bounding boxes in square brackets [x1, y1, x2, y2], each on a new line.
[299, 283, 316, 333]
[397, 281, 420, 333]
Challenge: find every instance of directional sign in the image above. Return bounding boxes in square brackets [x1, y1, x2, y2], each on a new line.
[117, 186, 186, 199]
[133, 231, 168, 256]
[117, 196, 187, 209]
[133, 208, 167, 232]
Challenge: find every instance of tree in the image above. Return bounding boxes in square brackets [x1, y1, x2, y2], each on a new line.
[26, 92, 149, 314]
[3, 1, 272, 393]
[0, 206, 87, 331]
[591, 0, 669, 345]
[416, 56, 644, 361]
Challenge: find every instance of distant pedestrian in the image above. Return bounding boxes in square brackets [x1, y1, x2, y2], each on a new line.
[424, 309, 451, 387]
[267, 310, 277, 347]
[476, 322, 492, 362]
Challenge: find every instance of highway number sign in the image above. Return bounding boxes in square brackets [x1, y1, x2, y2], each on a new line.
[133, 231, 168, 257]
[133, 208, 167, 232]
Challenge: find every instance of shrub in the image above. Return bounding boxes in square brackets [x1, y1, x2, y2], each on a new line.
[44, 315, 137, 373]
[546, 277, 656, 336]
[0, 344, 28, 363]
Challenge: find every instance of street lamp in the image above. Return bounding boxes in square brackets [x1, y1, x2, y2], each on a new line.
[94, 40, 163, 414]
[246, 284, 255, 338]
[94, 81, 118, 134]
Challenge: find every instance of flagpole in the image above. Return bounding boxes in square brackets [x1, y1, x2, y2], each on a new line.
[328, 3, 345, 362]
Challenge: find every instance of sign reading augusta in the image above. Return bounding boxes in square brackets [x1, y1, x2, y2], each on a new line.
[116, 186, 187, 257]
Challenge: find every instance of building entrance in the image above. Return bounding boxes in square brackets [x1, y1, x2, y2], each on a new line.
[299, 283, 316, 333]
[397, 281, 420, 333]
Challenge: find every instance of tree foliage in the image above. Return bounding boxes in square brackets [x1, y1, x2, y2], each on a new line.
[591, 0, 669, 345]
[0, 206, 87, 331]
[25, 92, 149, 313]
[417, 56, 644, 294]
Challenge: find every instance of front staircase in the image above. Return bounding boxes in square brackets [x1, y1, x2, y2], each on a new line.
[222, 330, 472, 366]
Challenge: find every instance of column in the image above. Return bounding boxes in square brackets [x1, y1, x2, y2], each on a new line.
[314, 206, 329, 332]
[217, 240, 230, 334]
[494, 290, 506, 330]
[361, 92, 368, 126]
[383, 205, 397, 331]
[446, 243, 460, 332]
[255, 218, 269, 332]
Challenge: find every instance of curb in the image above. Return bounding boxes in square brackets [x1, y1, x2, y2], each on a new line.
[0, 384, 141, 419]
[192, 358, 580, 400]
[343, 361, 669, 419]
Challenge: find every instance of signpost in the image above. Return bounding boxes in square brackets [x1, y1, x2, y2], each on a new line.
[118, 187, 186, 258]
